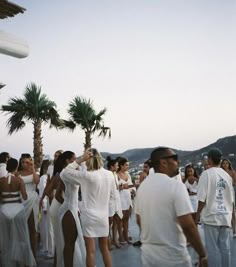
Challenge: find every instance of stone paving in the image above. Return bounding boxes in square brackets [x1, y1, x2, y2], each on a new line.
[37, 213, 141, 267]
[37, 213, 236, 267]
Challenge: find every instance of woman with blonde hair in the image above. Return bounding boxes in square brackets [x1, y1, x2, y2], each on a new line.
[61, 148, 116, 267]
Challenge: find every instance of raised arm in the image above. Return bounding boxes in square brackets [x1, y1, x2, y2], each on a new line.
[61, 151, 92, 184]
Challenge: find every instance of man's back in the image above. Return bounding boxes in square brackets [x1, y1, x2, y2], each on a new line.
[198, 167, 234, 226]
[135, 172, 193, 265]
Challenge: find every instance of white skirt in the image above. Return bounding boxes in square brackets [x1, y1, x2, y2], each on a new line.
[109, 189, 123, 219]
[119, 189, 132, 211]
[57, 204, 86, 267]
[22, 191, 39, 231]
[0, 203, 36, 267]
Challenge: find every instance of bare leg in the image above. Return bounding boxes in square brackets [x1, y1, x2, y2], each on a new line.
[123, 210, 131, 243]
[84, 237, 96, 267]
[108, 216, 113, 250]
[62, 210, 78, 267]
[98, 236, 112, 267]
[28, 210, 37, 258]
[112, 214, 121, 248]
[118, 211, 125, 243]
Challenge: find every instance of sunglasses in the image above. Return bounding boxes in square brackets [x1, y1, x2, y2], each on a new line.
[160, 154, 178, 161]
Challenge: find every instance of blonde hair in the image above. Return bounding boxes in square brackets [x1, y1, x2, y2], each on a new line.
[86, 148, 104, 171]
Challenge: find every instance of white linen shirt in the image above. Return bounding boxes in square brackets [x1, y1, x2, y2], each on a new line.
[60, 161, 116, 237]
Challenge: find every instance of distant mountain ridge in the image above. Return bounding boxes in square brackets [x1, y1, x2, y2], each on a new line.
[101, 135, 236, 167]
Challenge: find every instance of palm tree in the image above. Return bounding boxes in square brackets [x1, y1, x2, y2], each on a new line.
[1, 82, 63, 168]
[65, 96, 111, 150]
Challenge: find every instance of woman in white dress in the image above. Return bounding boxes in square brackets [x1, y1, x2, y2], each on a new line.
[106, 156, 123, 249]
[55, 151, 86, 267]
[38, 159, 51, 253]
[18, 153, 40, 258]
[61, 148, 116, 267]
[39, 152, 65, 264]
[117, 157, 133, 244]
[0, 158, 36, 267]
[184, 164, 199, 213]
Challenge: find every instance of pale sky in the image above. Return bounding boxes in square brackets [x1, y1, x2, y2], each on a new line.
[1, 0, 236, 159]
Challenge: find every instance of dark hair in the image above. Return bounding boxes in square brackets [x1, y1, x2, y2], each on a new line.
[18, 153, 32, 171]
[184, 164, 199, 179]
[150, 146, 169, 171]
[221, 158, 233, 170]
[144, 159, 151, 168]
[117, 156, 128, 172]
[0, 152, 10, 164]
[40, 160, 51, 176]
[6, 158, 18, 173]
[106, 156, 118, 170]
[53, 151, 75, 176]
[207, 148, 222, 165]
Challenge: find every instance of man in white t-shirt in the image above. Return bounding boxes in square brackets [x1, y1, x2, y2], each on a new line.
[196, 148, 235, 267]
[134, 147, 207, 267]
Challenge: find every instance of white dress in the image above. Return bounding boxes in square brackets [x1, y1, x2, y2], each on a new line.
[0, 175, 36, 267]
[61, 162, 116, 238]
[109, 172, 123, 219]
[39, 174, 49, 252]
[20, 174, 39, 231]
[57, 175, 86, 267]
[185, 180, 198, 212]
[118, 172, 133, 211]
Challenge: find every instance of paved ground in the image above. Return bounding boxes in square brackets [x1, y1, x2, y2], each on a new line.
[37, 213, 141, 267]
[37, 213, 236, 267]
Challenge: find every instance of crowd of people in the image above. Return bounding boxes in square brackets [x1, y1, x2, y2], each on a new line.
[0, 146, 235, 267]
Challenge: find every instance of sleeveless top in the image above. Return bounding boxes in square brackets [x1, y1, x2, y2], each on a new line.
[1, 173, 21, 204]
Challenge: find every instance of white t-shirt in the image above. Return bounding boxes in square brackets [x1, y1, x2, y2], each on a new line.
[134, 172, 193, 266]
[173, 173, 183, 182]
[197, 167, 234, 227]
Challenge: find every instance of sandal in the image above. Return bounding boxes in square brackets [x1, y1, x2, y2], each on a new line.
[112, 241, 121, 248]
[133, 240, 142, 247]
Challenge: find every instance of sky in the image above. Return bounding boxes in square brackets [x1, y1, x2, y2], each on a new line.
[1, 0, 236, 159]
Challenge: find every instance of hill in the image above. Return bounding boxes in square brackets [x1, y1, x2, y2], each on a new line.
[101, 135, 236, 168]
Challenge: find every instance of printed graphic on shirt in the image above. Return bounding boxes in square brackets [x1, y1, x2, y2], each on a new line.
[216, 178, 227, 213]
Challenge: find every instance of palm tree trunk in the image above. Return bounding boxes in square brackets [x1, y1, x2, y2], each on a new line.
[33, 120, 43, 169]
[84, 131, 92, 151]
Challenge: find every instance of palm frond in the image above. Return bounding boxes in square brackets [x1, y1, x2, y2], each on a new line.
[6, 115, 26, 134]
[98, 126, 111, 138]
[62, 119, 77, 131]
[68, 96, 96, 130]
